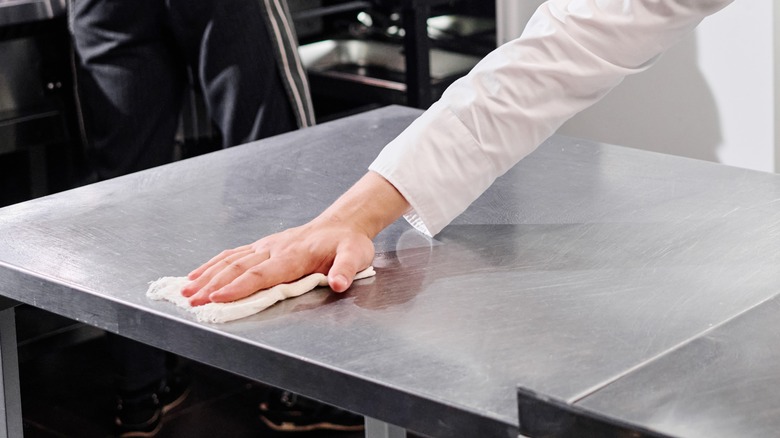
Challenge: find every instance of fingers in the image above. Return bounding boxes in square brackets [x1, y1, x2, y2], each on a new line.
[183, 251, 269, 306]
[187, 245, 251, 280]
[182, 249, 254, 296]
[184, 218, 376, 307]
[208, 256, 307, 303]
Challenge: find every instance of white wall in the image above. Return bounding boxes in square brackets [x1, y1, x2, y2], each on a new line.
[775, 0, 780, 173]
[557, 1, 777, 173]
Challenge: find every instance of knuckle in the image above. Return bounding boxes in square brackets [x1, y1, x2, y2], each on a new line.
[229, 261, 247, 272]
[247, 267, 266, 279]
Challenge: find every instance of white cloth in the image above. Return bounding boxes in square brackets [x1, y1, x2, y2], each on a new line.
[147, 267, 376, 323]
[369, 0, 734, 236]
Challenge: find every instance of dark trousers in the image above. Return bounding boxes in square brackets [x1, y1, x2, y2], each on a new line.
[106, 333, 168, 393]
[71, 0, 296, 180]
[71, 0, 297, 391]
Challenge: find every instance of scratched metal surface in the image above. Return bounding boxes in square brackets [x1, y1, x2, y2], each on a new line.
[0, 105, 778, 437]
[567, 293, 780, 438]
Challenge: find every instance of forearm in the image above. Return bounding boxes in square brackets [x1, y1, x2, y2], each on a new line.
[316, 171, 410, 239]
[371, 0, 735, 237]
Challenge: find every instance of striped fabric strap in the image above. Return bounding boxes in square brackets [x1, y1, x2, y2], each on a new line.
[260, 0, 317, 128]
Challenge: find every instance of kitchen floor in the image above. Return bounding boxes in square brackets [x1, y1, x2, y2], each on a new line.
[20, 331, 365, 438]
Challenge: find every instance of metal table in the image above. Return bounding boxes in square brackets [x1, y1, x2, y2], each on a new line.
[0, 106, 778, 437]
[518, 288, 780, 438]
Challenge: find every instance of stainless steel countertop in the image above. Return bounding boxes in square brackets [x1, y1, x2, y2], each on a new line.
[1, 106, 778, 437]
[573, 292, 780, 438]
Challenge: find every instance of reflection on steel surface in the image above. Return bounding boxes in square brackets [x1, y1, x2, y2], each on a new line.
[0, 107, 778, 438]
[298, 39, 480, 90]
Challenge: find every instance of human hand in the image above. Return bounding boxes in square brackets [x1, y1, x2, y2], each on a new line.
[181, 217, 376, 306]
[181, 172, 409, 307]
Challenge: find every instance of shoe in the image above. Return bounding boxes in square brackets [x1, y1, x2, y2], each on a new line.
[259, 389, 365, 432]
[114, 384, 163, 438]
[159, 368, 191, 414]
[115, 371, 191, 437]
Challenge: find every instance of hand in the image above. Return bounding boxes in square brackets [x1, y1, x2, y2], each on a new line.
[181, 217, 375, 306]
[181, 171, 410, 306]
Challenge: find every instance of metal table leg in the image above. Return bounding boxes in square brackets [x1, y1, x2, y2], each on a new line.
[0, 299, 21, 438]
[365, 417, 407, 438]
[402, 3, 432, 109]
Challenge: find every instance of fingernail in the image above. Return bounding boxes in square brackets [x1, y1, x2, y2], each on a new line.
[181, 282, 197, 296]
[333, 274, 349, 292]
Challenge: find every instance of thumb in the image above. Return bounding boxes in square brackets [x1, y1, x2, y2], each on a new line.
[328, 244, 370, 293]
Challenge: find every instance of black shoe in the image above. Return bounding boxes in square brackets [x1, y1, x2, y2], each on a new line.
[115, 371, 191, 437]
[259, 389, 365, 432]
[114, 384, 163, 438]
[159, 368, 191, 415]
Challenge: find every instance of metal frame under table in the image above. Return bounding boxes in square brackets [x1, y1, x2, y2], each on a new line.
[0, 106, 778, 437]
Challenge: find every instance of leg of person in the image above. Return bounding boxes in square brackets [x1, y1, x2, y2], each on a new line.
[106, 334, 191, 437]
[105, 333, 167, 436]
[70, 0, 186, 180]
[71, 1, 190, 436]
[166, 0, 306, 148]
[164, 2, 361, 432]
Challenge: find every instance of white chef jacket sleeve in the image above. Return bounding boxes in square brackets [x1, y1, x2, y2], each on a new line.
[368, 0, 734, 237]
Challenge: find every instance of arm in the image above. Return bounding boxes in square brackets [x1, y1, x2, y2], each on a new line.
[184, 0, 734, 304]
[182, 172, 408, 305]
[371, 0, 735, 236]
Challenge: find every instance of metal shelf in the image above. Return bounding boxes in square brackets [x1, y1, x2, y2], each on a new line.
[0, 0, 66, 28]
